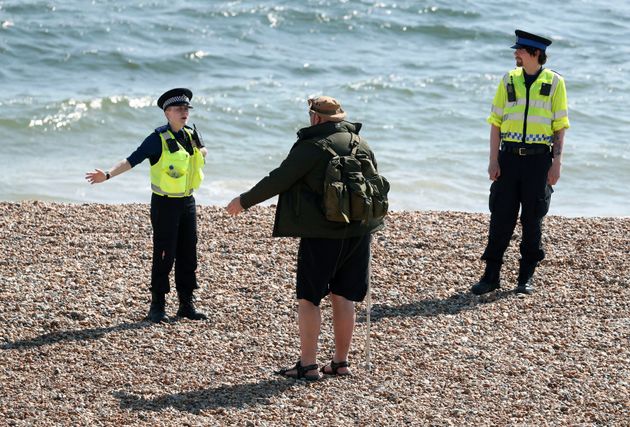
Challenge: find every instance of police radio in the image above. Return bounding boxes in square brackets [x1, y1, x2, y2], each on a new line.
[192, 124, 203, 148]
[540, 83, 552, 96]
[507, 76, 516, 102]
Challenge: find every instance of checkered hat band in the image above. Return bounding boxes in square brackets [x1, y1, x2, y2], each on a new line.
[163, 95, 190, 108]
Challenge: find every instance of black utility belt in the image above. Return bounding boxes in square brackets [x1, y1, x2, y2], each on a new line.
[500, 143, 551, 156]
[153, 193, 193, 200]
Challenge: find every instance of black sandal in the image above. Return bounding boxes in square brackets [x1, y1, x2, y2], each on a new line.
[277, 360, 320, 381]
[320, 360, 351, 376]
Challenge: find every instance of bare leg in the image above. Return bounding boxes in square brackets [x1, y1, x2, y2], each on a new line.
[282, 298, 321, 378]
[325, 293, 354, 375]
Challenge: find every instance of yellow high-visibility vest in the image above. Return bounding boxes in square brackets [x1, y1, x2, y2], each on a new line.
[150, 127, 205, 197]
[487, 67, 570, 144]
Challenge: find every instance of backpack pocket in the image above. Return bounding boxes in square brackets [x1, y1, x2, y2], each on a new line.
[347, 171, 370, 222]
[320, 140, 389, 224]
[368, 175, 390, 220]
[357, 153, 389, 221]
[324, 181, 350, 223]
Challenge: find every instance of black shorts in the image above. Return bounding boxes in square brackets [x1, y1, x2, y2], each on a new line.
[296, 234, 372, 306]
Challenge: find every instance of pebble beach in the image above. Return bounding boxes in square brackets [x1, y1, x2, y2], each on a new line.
[0, 202, 628, 426]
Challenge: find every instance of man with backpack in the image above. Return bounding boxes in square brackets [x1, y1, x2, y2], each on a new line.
[226, 96, 388, 380]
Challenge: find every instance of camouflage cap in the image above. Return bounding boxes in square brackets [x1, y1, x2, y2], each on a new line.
[308, 96, 346, 122]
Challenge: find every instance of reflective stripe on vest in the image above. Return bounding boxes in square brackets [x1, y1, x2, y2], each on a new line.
[491, 105, 504, 116]
[505, 98, 552, 111]
[159, 131, 172, 143]
[554, 110, 568, 119]
[150, 183, 188, 197]
[502, 112, 552, 125]
[499, 68, 559, 145]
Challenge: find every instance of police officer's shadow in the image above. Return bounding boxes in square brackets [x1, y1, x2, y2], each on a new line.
[113, 379, 297, 415]
[360, 290, 512, 322]
[0, 321, 149, 350]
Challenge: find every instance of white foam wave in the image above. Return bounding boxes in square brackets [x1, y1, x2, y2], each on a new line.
[28, 96, 153, 129]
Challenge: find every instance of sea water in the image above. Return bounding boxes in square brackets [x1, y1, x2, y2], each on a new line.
[1, 0, 629, 217]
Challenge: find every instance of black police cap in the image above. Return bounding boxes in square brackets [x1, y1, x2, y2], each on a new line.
[511, 30, 552, 51]
[157, 88, 193, 110]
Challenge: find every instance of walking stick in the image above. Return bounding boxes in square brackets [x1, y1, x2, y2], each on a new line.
[364, 275, 372, 371]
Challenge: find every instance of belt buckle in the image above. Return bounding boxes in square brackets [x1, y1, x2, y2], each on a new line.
[518, 147, 527, 156]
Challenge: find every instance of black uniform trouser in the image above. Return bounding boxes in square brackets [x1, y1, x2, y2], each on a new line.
[150, 193, 198, 295]
[482, 150, 553, 266]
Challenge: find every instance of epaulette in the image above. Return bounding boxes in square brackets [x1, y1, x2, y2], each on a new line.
[154, 124, 169, 134]
[154, 125, 179, 153]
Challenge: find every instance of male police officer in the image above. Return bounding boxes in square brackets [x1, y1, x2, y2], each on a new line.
[226, 96, 384, 379]
[86, 88, 208, 322]
[471, 30, 570, 296]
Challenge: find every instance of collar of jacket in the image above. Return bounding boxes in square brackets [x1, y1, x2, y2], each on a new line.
[155, 123, 189, 141]
[296, 120, 363, 141]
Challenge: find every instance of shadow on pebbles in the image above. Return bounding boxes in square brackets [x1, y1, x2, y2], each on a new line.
[0, 202, 628, 425]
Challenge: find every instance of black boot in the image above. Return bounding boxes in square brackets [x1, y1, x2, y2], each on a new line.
[146, 291, 168, 323]
[516, 261, 536, 294]
[176, 292, 207, 320]
[471, 262, 501, 295]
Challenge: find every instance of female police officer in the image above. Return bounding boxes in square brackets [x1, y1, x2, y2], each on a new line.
[86, 88, 208, 322]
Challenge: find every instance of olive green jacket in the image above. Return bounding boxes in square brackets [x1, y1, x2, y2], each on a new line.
[240, 121, 385, 238]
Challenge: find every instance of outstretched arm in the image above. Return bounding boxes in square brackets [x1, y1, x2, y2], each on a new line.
[85, 159, 132, 184]
[226, 141, 321, 216]
[226, 196, 244, 216]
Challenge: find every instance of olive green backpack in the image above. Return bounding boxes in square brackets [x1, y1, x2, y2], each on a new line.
[320, 134, 390, 224]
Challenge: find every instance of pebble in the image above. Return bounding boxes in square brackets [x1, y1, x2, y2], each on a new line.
[0, 202, 628, 425]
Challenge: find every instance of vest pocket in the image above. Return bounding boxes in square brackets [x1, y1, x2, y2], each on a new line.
[190, 150, 205, 190]
[160, 173, 187, 194]
[190, 169, 204, 190]
[160, 161, 188, 194]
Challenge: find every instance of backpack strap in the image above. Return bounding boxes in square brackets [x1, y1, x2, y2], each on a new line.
[349, 133, 360, 156]
[319, 137, 339, 157]
[320, 134, 360, 157]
